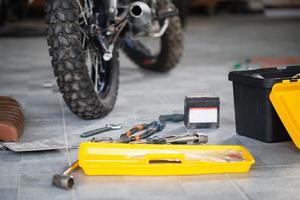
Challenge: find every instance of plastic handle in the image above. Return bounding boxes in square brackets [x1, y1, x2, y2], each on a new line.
[145, 153, 185, 164]
[159, 114, 184, 123]
[149, 159, 182, 164]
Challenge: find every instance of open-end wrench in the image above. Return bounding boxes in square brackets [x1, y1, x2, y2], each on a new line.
[80, 124, 122, 138]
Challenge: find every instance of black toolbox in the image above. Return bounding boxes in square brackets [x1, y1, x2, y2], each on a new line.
[228, 66, 300, 143]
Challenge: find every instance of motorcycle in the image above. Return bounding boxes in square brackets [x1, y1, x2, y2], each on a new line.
[45, 0, 184, 119]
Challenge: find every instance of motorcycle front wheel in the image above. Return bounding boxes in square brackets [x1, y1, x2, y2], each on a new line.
[45, 0, 119, 119]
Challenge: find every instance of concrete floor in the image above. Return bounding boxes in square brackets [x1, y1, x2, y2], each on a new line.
[1, 16, 300, 200]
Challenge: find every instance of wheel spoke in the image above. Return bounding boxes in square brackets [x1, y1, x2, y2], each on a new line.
[94, 55, 99, 91]
[82, 36, 86, 48]
[78, 0, 109, 94]
[86, 48, 92, 76]
[84, 0, 89, 14]
[78, 26, 90, 40]
[76, 0, 88, 25]
[85, 0, 93, 16]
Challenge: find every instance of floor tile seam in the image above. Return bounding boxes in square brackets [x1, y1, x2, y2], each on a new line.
[16, 153, 22, 200]
[227, 175, 252, 200]
[58, 94, 77, 200]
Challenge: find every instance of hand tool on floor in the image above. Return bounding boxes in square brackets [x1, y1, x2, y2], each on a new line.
[119, 121, 166, 143]
[159, 114, 184, 123]
[165, 133, 208, 144]
[80, 124, 122, 138]
[90, 137, 114, 143]
[292, 73, 300, 79]
[146, 133, 208, 144]
[52, 160, 79, 190]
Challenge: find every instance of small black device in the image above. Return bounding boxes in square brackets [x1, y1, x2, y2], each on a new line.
[184, 96, 220, 129]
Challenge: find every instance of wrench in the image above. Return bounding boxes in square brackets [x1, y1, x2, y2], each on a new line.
[164, 133, 208, 144]
[146, 133, 208, 145]
[80, 124, 122, 138]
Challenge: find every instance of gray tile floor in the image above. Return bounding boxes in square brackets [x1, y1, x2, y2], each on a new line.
[1, 16, 300, 200]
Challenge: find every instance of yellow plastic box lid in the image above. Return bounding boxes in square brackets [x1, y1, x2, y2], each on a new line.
[270, 79, 300, 148]
[78, 142, 255, 176]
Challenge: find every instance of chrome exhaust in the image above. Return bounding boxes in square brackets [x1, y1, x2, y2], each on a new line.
[128, 1, 152, 31]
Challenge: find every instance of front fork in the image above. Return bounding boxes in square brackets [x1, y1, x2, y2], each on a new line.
[96, 0, 176, 60]
[106, 0, 118, 22]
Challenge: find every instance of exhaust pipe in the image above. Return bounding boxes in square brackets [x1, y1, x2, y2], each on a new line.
[128, 1, 152, 31]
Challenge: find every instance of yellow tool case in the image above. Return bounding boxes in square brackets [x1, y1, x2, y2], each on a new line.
[78, 143, 255, 176]
[270, 79, 300, 149]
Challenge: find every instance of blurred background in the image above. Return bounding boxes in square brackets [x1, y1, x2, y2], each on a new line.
[1, 0, 300, 35]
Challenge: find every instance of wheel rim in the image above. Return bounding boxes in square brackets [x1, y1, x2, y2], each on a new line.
[77, 0, 112, 98]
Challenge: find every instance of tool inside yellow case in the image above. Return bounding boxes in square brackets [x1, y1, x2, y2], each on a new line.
[78, 143, 255, 176]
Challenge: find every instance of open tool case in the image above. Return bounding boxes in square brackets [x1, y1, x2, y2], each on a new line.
[229, 66, 300, 142]
[78, 143, 255, 176]
[270, 79, 300, 149]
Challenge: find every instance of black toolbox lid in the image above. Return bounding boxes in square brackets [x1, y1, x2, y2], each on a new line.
[228, 66, 300, 89]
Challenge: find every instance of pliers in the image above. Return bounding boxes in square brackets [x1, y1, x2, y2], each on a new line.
[119, 121, 166, 143]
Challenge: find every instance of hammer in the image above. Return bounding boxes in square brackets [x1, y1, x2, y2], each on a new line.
[52, 160, 79, 190]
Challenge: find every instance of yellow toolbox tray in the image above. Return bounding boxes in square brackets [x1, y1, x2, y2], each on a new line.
[270, 79, 300, 149]
[78, 142, 255, 176]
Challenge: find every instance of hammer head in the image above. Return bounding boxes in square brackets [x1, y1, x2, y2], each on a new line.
[52, 174, 75, 190]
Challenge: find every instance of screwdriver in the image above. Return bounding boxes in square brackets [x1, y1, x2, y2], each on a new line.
[159, 114, 184, 123]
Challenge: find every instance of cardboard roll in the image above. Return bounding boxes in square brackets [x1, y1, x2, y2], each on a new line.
[0, 112, 24, 130]
[0, 96, 20, 104]
[0, 96, 24, 142]
[0, 123, 19, 142]
[0, 120, 22, 137]
[0, 113, 24, 136]
[0, 106, 24, 118]
[0, 111, 24, 128]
